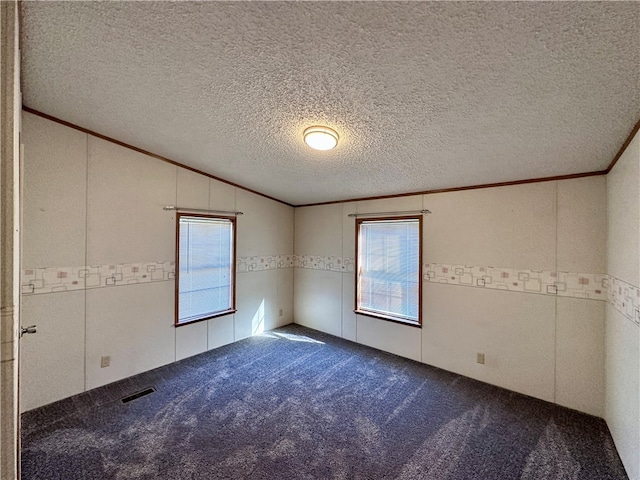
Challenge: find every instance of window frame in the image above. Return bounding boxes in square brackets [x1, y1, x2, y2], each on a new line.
[354, 215, 423, 328]
[174, 212, 237, 327]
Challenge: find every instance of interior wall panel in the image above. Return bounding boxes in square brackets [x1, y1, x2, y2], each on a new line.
[22, 112, 87, 268]
[85, 282, 175, 390]
[294, 203, 343, 257]
[209, 178, 236, 212]
[277, 267, 295, 327]
[607, 135, 640, 287]
[422, 282, 556, 402]
[423, 182, 557, 271]
[87, 136, 177, 266]
[176, 321, 208, 362]
[207, 314, 235, 351]
[20, 291, 85, 411]
[237, 189, 282, 257]
[556, 297, 604, 417]
[341, 273, 357, 342]
[357, 314, 422, 363]
[557, 175, 607, 274]
[235, 270, 279, 340]
[293, 268, 342, 337]
[178, 167, 210, 210]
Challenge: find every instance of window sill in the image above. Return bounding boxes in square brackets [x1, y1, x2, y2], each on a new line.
[354, 309, 421, 328]
[175, 309, 236, 327]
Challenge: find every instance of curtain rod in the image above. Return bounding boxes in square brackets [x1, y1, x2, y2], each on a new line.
[163, 206, 243, 216]
[347, 209, 431, 218]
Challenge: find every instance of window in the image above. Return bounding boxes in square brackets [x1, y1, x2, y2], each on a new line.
[176, 214, 236, 326]
[355, 216, 422, 326]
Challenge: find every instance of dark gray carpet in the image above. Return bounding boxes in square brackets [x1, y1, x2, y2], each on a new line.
[21, 324, 628, 480]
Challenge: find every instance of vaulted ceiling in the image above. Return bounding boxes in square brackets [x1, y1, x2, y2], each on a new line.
[21, 1, 640, 205]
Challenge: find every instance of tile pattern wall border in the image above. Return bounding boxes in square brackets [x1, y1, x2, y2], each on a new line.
[22, 261, 176, 295]
[237, 255, 294, 272]
[607, 275, 640, 326]
[425, 264, 639, 326]
[425, 263, 606, 301]
[294, 256, 639, 327]
[22, 255, 295, 295]
[294, 255, 355, 272]
[23, 255, 640, 328]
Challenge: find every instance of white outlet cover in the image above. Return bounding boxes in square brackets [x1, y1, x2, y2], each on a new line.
[100, 356, 111, 368]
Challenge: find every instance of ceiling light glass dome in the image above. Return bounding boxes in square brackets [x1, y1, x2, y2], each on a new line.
[303, 126, 339, 151]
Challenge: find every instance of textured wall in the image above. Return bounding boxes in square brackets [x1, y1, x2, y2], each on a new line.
[606, 131, 640, 480]
[294, 178, 608, 418]
[20, 112, 295, 411]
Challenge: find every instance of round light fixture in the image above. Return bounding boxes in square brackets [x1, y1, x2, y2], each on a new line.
[303, 126, 339, 151]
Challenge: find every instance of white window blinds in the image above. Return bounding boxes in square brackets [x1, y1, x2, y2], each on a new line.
[357, 218, 420, 323]
[178, 216, 234, 324]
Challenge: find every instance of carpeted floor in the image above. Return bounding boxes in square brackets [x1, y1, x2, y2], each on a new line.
[21, 324, 628, 480]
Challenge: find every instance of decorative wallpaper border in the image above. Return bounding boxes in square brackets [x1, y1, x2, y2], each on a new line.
[424, 263, 606, 301]
[292, 255, 607, 303]
[607, 275, 640, 326]
[294, 255, 355, 273]
[293, 256, 639, 327]
[424, 264, 640, 327]
[22, 255, 295, 295]
[22, 261, 176, 295]
[21, 255, 640, 328]
[237, 255, 294, 272]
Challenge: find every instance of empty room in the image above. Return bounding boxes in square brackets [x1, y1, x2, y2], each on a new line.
[1, 1, 639, 479]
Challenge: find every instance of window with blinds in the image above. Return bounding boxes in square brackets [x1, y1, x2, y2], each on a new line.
[356, 216, 422, 326]
[176, 214, 235, 325]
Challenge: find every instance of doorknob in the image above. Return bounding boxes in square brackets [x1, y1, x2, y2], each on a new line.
[20, 325, 37, 337]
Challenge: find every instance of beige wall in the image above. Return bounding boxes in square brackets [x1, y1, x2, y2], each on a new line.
[606, 131, 640, 480]
[294, 177, 607, 418]
[20, 112, 295, 410]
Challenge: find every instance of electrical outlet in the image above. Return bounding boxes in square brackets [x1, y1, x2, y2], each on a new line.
[101, 356, 111, 368]
[279, 308, 283, 317]
[476, 353, 485, 365]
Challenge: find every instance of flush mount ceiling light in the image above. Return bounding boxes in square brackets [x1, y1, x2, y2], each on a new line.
[303, 126, 339, 151]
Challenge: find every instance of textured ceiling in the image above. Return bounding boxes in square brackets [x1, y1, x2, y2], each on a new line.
[21, 1, 640, 205]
